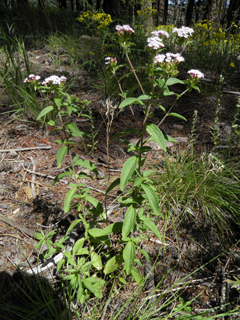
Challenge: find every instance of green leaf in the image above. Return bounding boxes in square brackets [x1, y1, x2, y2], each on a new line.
[141, 183, 160, 216]
[104, 255, 122, 275]
[134, 177, 142, 187]
[163, 89, 176, 96]
[77, 281, 83, 301]
[192, 85, 200, 92]
[89, 222, 123, 237]
[138, 94, 152, 100]
[120, 156, 138, 191]
[119, 277, 127, 284]
[91, 252, 102, 270]
[165, 135, 177, 143]
[140, 216, 162, 240]
[66, 219, 81, 235]
[166, 78, 184, 86]
[123, 241, 136, 275]
[44, 248, 56, 259]
[54, 98, 62, 110]
[158, 105, 166, 113]
[118, 197, 135, 205]
[146, 123, 166, 152]
[76, 248, 89, 255]
[155, 78, 165, 87]
[119, 97, 145, 109]
[64, 186, 77, 213]
[131, 266, 143, 285]
[140, 249, 150, 262]
[67, 122, 85, 137]
[57, 145, 68, 168]
[36, 106, 54, 120]
[57, 259, 65, 271]
[73, 158, 98, 175]
[47, 120, 55, 126]
[143, 170, 154, 177]
[82, 278, 96, 294]
[85, 196, 102, 209]
[122, 205, 136, 238]
[111, 129, 139, 141]
[73, 238, 85, 254]
[105, 178, 120, 195]
[168, 113, 187, 121]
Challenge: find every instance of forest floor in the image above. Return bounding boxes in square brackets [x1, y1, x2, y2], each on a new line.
[0, 45, 240, 319]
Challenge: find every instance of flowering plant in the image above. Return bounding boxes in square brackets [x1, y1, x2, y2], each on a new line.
[76, 11, 112, 32]
[24, 74, 90, 145]
[33, 24, 204, 304]
[98, 24, 204, 280]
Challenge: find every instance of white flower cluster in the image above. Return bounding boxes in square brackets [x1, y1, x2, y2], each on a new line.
[24, 74, 41, 82]
[115, 24, 135, 35]
[42, 75, 67, 85]
[172, 26, 194, 38]
[147, 36, 165, 50]
[150, 30, 169, 38]
[154, 52, 185, 64]
[188, 69, 204, 79]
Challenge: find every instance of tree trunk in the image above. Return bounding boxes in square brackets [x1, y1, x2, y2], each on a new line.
[173, 0, 180, 26]
[163, 0, 168, 24]
[186, 0, 194, 26]
[76, 0, 80, 11]
[16, 0, 28, 7]
[141, 0, 153, 30]
[209, 0, 220, 22]
[102, 0, 122, 18]
[96, 0, 104, 10]
[38, 0, 45, 8]
[70, 0, 74, 11]
[59, 0, 67, 9]
[218, 0, 227, 24]
[226, 0, 240, 27]
[203, 0, 212, 20]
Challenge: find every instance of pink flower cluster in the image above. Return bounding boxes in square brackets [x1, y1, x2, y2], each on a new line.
[24, 74, 41, 82]
[150, 30, 169, 38]
[188, 69, 204, 79]
[115, 24, 135, 35]
[42, 75, 67, 86]
[154, 52, 185, 64]
[105, 57, 117, 65]
[173, 26, 194, 38]
[147, 36, 165, 50]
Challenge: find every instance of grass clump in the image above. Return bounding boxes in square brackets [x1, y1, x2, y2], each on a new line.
[154, 151, 240, 233]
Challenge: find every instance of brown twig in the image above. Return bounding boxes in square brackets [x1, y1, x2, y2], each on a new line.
[0, 146, 52, 153]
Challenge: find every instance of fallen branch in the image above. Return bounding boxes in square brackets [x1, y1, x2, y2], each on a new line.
[0, 214, 37, 239]
[0, 145, 52, 153]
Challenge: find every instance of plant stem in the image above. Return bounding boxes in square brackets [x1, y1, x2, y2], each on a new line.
[126, 52, 145, 95]
[158, 88, 189, 128]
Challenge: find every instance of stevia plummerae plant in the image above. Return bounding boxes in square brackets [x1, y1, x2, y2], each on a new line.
[32, 24, 205, 306]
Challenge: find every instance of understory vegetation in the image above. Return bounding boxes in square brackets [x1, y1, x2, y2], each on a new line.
[0, 4, 240, 320]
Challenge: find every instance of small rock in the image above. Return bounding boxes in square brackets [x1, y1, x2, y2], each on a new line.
[9, 150, 18, 157]
[174, 137, 189, 143]
[172, 124, 184, 130]
[0, 203, 9, 210]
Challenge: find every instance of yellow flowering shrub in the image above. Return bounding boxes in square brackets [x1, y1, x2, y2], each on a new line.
[192, 20, 240, 54]
[77, 11, 112, 31]
[187, 20, 240, 77]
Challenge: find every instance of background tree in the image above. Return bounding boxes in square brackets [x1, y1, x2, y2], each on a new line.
[226, 0, 240, 27]
[163, 0, 168, 24]
[186, 0, 194, 25]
